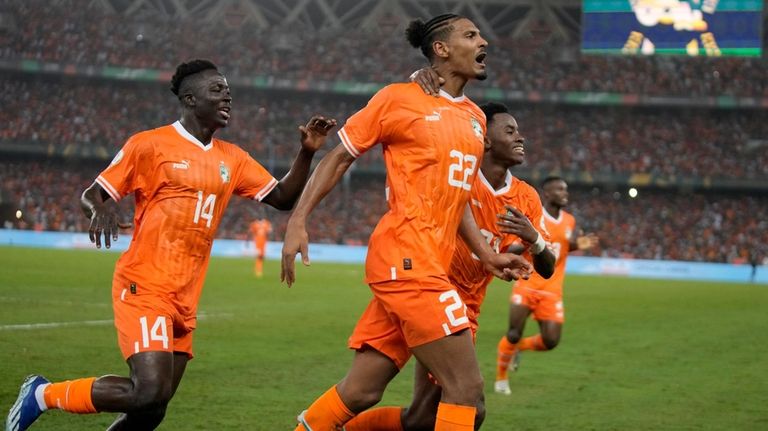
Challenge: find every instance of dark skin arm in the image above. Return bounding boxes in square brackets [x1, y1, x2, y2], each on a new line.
[281, 143, 356, 286]
[497, 205, 556, 279]
[460, 204, 532, 281]
[81, 183, 131, 249]
[261, 116, 337, 210]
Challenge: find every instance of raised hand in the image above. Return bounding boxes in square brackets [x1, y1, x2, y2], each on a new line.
[410, 67, 444, 96]
[576, 232, 599, 250]
[497, 205, 538, 244]
[299, 116, 337, 153]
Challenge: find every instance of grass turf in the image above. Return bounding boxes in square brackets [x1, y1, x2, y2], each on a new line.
[1, 247, 766, 430]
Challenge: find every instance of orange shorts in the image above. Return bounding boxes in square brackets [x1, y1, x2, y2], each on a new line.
[511, 285, 564, 323]
[348, 276, 472, 369]
[112, 274, 196, 360]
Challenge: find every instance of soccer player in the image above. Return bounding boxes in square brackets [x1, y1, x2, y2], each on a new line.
[6, 59, 336, 431]
[281, 14, 532, 431]
[343, 100, 556, 430]
[495, 176, 599, 395]
[249, 216, 272, 278]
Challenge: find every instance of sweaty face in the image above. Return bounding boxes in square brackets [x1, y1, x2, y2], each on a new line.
[544, 180, 569, 208]
[443, 18, 488, 81]
[188, 70, 232, 129]
[487, 113, 525, 167]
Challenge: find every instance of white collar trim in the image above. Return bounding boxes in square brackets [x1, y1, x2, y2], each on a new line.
[478, 170, 513, 196]
[544, 207, 563, 224]
[438, 89, 466, 103]
[172, 121, 213, 151]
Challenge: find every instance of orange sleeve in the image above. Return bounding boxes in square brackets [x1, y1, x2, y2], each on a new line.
[95, 134, 153, 202]
[337, 85, 394, 158]
[233, 150, 278, 202]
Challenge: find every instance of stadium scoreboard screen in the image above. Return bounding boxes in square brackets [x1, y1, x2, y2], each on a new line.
[582, 0, 763, 56]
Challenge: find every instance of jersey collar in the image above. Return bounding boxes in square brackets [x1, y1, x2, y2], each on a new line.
[172, 121, 214, 151]
[438, 89, 466, 103]
[543, 207, 563, 224]
[478, 169, 513, 196]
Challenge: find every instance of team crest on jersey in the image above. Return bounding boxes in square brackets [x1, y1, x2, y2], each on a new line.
[219, 161, 230, 183]
[470, 118, 483, 140]
[110, 149, 124, 166]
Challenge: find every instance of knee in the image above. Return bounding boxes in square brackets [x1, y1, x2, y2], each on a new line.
[337, 382, 384, 413]
[542, 335, 560, 350]
[506, 329, 523, 344]
[130, 382, 173, 411]
[442, 374, 484, 406]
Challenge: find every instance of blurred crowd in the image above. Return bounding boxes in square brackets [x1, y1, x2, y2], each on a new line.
[2, 161, 766, 265]
[1, 0, 767, 97]
[2, 76, 766, 180]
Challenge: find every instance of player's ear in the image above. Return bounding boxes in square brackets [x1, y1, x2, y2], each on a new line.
[432, 40, 450, 59]
[182, 93, 195, 108]
[483, 135, 492, 151]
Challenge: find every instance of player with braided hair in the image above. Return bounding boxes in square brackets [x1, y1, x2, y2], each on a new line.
[283, 13, 531, 431]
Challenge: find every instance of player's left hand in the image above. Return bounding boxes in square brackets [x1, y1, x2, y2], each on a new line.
[299, 116, 337, 153]
[280, 218, 311, 287]
[484, 252, 532, 282]
[497, 205, 538, 244]
[576, 232, 599, 250]
[410, 67, 444, 96]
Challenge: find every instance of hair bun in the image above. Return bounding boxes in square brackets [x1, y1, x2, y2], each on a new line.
[405, 19, 427, 48]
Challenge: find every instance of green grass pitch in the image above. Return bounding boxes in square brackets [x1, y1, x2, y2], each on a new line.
[1, 247, 766, 430]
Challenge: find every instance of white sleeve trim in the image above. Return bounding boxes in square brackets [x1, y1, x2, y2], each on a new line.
[95, 176, 122, 202]
[338, 128, 361, 158]
[254, 177, 278, 201]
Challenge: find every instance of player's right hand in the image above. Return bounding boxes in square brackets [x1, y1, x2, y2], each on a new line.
[280, 220, 311, 287]
[88, 209, 131, 249]
[410, 67, 444, 96]
[485, 253, 533, 282]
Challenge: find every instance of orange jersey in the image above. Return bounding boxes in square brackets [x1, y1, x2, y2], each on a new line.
[250, 219, 272, 249]
[515, 208, 576, 295]
[338, 83, 486, 284]
[97, 121, 277, 318]
[448, 171, 547, 321]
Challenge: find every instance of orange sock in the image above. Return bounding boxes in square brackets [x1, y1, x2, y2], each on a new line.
[43, 377, 97, 414]
[518, 334, 547, 351]
[496, 336, 517, 381]
[294, 385, 355, 431]
[435, 402, 475, 431]
[255, 257, 264, 277]
[344, 406, 403, 431]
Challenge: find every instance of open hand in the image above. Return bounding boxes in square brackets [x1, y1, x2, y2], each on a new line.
[88, 210, 131, 249]
[496, 205, 537, 244]
[300, 116, 337, 153]
[410, 67, 444, 96]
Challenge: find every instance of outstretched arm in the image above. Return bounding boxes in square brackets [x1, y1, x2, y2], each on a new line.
[81, 182, 131, 249]
[459, 204, 532, 281]
[280, 143, 356, 286]
[262, 116, 337, 210]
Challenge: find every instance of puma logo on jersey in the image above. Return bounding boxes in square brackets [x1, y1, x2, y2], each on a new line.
[172, 160, 190, 170]
[471, 198, 482, 208]
[425, 111, 441, 121]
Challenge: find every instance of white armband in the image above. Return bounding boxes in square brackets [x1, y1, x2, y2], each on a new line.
[529, 233, 546, 255]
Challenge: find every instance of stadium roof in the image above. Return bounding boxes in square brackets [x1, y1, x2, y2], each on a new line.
[91, 0, 582, 41]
